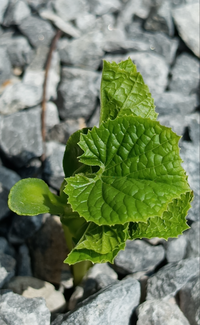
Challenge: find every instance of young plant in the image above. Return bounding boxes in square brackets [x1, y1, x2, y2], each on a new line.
[8, 58, 193, 285]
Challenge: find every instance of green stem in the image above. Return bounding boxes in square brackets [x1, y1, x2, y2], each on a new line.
[62, 223, 92, 286]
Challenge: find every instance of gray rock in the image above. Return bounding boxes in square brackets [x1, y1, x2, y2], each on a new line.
[53, 0, 88, 21]
[0, 0, 9, 24]
[118, 0, 151, 26]
[43, 141, 65, 190]
[52, 277, 140, 325]
[39, 9, 81, 38]
[0, 166, 21, 190]
[145, 0, 174, 36]
[45, 102, 60, 130]
[169, 53, 200, 95]
[75, 13, 98, 34]
[146, 257, 200, 300]
[7, 36, 33, 68]
[58, 32, 104, 70]
[184, 221, 200, 259]
[24, 0, 49, 10]
[3, 0, 31, 26]
[57, 67, 99, 120]
[0, 237, 15, 257]
[86, 263, 118, 281]
[0, 253, 16, 288]
[87, 0, 121, 15]
[126, 26, 179, 64]
[172, 3, 199, 57]
[46, 119, 82, 144]
[137, 299, 190, 325]
[0, 82, 42, 114]
[157, 114, 186, 136]
[95, 273, 118, 291]
[114, 240, 165, 275]
[28, 45, 49, 70]
[17, 158, 42, 179]
[0, 107, 43, 167]
[0, 47, 12, 86]
[23, 50, 60, 101]
[180, 142, 199, 198]
[0, 291, 51, 325]
[187, 194, 200, 222]
[179, 273, 200, 325]
[154, 92, 198, 116]
[8, 214, 43, 244]
[105, 52, 169, 96]
[186, 113, 200, 146]
[19, 15, 55, 48]
[17, 244, 32, 276]
[165, 235, 188, 263]
[0, 183, 10, 221]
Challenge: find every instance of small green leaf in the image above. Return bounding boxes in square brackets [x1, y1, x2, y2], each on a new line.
[129, 191, 192, 240]
[63, 128, 90, 177]
[64, 116, 190, 226]
[100, 58, 157, 124]
[8, 178, 65, 216]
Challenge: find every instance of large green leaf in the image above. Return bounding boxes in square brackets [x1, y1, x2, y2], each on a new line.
[100, 58, 158, 124]
[8, 178, 66, 216]
[64, 116, 190, 226]
[64, 223, 129, 265]
[129, 191, 193, 240]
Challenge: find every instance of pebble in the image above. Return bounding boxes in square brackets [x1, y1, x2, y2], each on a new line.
[114, 239, 165, 275]
[53, 0, 88, 22]
[57, 67, 99, 120]
[0, 253, 16, 288]
[169, 53, 200, 95]
[45, 102, 60, 130]
[179, 273, 200, 325]
[0, 0, 9, 24]
[3, 0, 31, 27]
[0, 47, 12, 86]
[52, 277, 141, 325]
[172, 3, 200, 57]
[165, 235, 188, 263]
[0, 107, 43, 167]
[137, 299, 190, 325]
[0, 291, 51, 325]
[146, 257, 200, 300]
[7, 36, 33, 68]
[184, 221, 200, 259]
[19, 15, 55, 48]
[43, 141, 65, 190]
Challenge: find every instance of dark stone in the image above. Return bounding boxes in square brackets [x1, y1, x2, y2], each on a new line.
[146, 257, 200, 300]
[0, 291, 51, 325]
[114, 240, 165, 274]
[137, 299, 190, 325]
[172, 3, 199, 57]
[126, 26, 179, 64]
[19, 15, 55, 48]
[144, 0, 174, 36]
[0, 166, 21, 190]
[0, 237, 15, 258]
[17, 244, 32, 276]
[57, 67, 99, 120]
[0, 183, 10, 221]
[179, 273, 200, 325]
[52, 277, 141, 325]
[0, 47, 12, 86]
[7, 36, 33, 68]
[58, 32, 104, 70]
[8, 214, 43, 244]
[0, 107, 43, 167]
[169, 53, 200, 95]
[3, 0, 31, 27]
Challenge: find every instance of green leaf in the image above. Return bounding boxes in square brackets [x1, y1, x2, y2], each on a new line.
[100, 58, 158, 124]
[64, 223, 128, 265]
[129, 191, 192, 240]
[63, 128, 90, 177]
[64, 116, 190, 226]
[8, 178, 66, 216]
